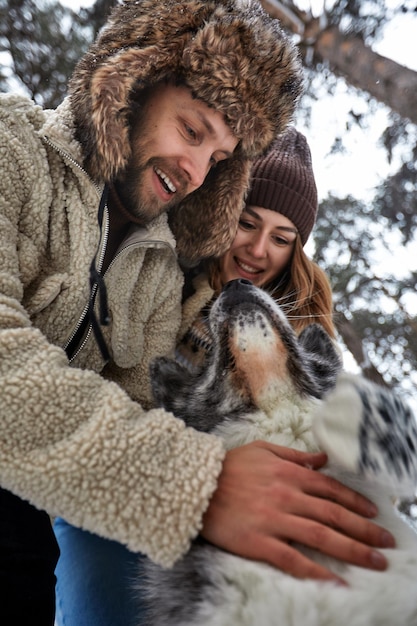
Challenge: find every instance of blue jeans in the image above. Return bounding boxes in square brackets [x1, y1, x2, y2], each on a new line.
[54, 518, 146, 626]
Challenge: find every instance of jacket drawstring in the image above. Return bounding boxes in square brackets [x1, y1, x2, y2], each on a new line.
[88, 184, 111, 363]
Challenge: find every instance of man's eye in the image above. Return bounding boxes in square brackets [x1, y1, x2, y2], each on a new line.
[185, 124, 196, 139]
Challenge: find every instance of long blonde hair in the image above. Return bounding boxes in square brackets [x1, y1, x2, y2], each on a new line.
[206, 236, 335, 338]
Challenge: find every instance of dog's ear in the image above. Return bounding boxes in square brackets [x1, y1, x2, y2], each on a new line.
[298, 324, 343, 397]
[313, 373, 417, 497]
[150, 357, 196, 414]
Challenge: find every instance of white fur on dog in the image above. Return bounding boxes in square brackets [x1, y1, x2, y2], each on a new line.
[188, 374, 417, 626]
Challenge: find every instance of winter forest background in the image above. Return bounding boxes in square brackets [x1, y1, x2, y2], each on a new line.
[1, 0, 416, 512]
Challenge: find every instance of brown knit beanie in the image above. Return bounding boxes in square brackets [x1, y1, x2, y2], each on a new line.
[246, 127, 318, 246]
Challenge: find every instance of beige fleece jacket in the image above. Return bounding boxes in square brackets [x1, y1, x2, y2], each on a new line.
[0, 93, 225, 567]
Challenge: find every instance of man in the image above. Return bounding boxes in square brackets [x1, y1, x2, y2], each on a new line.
[0, 0, 394, 624]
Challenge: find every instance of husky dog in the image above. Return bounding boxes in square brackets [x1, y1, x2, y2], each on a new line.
[143, 278, 417, 626]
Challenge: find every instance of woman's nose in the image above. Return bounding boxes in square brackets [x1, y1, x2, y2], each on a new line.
[248, 233, 268, 257]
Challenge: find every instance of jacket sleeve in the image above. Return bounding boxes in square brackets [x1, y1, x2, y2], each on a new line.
[0, 100, 226, 567]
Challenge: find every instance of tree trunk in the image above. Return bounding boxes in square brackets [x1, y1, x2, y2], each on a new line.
[313, 26, 417, 125]
[260, 0, 417, 124]
[335, 311, 390, 387]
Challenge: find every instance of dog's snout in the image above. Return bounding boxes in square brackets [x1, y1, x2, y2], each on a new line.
[223, 279, 252, 292]
[219, 279, 255, 310]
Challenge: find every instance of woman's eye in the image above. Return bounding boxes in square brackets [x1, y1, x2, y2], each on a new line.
[238, 219, 255, 230]
[273, 236, 290, 246]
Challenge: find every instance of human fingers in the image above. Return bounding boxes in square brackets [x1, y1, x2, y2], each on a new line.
[271, 511, 390, 573]
[236, 532, 347, 584]
[232, 456, 395, 557]
[202, 498, 347, 583]
[202, 442, 378, 543]
[286, 481, 395, 547]
[203, 492, 384, 583]
[259, 440, 384, 522]
[256, 451, 396, 548]
[253, 440, 328, 470]
[202, 443, 394, 576]
[229, 478, 390, 579]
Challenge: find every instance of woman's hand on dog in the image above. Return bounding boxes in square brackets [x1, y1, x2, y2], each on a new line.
[201, 441, 396, 584]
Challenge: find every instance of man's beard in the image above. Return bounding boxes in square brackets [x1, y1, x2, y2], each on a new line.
[115, 155, 190, 224]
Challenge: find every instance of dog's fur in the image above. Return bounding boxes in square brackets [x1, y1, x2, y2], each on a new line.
[142, 279, 417, 626]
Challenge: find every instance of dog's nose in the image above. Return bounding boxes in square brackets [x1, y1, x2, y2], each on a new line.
[223, 279, 252, 292]
[220, 279, 254, 309]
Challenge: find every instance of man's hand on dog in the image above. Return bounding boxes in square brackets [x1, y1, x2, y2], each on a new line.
[201, 441, 396, 585]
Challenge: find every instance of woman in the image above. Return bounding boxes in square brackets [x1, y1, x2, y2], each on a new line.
[177, 126, 336, 373]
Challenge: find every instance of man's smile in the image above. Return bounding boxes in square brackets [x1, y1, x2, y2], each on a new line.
[154, 166, 177, 194]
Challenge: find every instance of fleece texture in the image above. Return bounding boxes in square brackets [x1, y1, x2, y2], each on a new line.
[0, 93, 225, 567]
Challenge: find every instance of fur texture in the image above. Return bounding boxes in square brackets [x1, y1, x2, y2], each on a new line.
[69, 0, 303, 262]
[143, 279, 417, 625]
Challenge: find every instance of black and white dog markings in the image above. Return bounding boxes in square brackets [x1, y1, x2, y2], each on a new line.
[143, 279, 417, 626]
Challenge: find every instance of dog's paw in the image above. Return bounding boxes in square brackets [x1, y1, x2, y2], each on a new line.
[312, 373, 417, 497]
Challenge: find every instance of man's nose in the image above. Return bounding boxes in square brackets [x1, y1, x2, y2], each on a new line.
[178, 151, 211, 191]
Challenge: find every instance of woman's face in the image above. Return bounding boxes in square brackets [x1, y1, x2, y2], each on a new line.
[219, 206, 297, 288]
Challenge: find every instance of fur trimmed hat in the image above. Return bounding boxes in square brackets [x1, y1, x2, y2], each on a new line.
[69, 0, 303, 263]
[246, 127, 318, 246]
